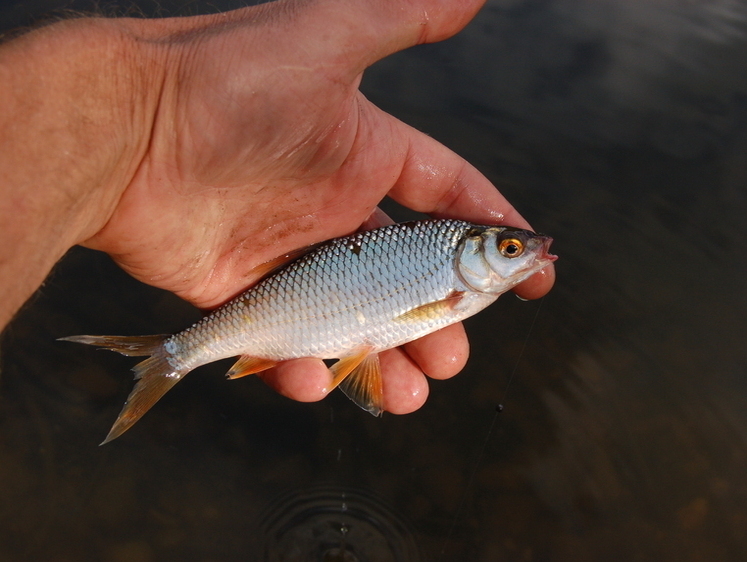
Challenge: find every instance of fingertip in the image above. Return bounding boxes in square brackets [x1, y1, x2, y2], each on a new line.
[404, 323, 469, 380]
[513, 263, 556, 300]
[259, 358, 331, 403]
[379, 349, 429, 414]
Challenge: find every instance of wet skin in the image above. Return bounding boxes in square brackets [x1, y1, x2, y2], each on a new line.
[0, 0, 554, 414]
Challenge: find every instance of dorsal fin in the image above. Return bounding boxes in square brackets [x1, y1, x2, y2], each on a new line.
[248, 242, 325, 283]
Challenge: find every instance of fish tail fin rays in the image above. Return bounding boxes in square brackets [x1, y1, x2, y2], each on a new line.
[101, 354, 189, 445]
[59, 334, 189, 444]
[328, 347, 384, 417]
[57, 334, 169, 356]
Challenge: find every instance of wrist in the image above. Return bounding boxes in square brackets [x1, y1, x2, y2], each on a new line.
[0, 17, 164, 326]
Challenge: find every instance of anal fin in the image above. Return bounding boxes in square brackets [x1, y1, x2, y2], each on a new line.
[327, 347, 384, 417]
[339, 353, 384, 417]
[328, 346, 374, 390]
[226, 355, 278, 379]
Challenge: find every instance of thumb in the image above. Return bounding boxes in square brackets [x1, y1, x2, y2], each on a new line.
[257, 0, 487, 76]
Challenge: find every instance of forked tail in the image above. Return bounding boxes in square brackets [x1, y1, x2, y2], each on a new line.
[59, 334, 190, 444]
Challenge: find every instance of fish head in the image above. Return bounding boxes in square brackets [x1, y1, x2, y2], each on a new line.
[456, 226, 556, 294]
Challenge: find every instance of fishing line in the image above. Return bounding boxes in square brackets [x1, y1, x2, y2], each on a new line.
[438, 296, 545, 559]
[498, 295, 545, 410]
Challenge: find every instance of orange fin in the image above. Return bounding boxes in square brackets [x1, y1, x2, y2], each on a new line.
[57, 334, 168, 356]
[101, 354, 188, 445]
[59, 334, 189, 444]
[226, 355, 278, 379]
[339, 353, 384, 417]
[393, 292, 465, 324]
[328, 346, 373, 390]
[248, 242, 325, 282]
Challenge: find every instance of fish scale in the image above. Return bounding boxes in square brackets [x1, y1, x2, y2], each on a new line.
[60, 218, 555, 443]
[169, 220, 473, 366]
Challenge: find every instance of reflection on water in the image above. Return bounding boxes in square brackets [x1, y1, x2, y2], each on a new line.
[2, 1, 747, 560]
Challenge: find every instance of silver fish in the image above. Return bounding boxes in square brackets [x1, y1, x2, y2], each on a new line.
[61, 219, 556, 443]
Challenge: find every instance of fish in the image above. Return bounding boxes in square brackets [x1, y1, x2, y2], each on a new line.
[60, 219, 556, 443]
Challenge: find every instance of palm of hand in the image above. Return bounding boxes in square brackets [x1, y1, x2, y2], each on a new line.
[89, 45, 383, 304]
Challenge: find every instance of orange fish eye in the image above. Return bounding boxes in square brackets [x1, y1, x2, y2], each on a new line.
[498, 237, 524, 258]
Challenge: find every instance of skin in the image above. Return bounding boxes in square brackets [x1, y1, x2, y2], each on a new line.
[0, 0, 554, 415]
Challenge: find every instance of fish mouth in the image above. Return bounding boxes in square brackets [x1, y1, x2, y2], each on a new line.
[538, 236, 557, 262]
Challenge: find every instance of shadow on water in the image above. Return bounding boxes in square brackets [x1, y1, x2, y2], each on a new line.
[2, 0, 747, 560]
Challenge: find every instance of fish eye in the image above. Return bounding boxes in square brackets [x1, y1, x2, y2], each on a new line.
[498, 237, 524, 258]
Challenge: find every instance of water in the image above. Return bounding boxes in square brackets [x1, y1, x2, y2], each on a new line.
[260, 486, 421, 561]
[2, 1, 747, 560]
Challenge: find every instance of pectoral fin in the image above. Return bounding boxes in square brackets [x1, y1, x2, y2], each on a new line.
[226, 355, 278, 379]
[393, 292, 465, 324]
[339, 353, 384, 417]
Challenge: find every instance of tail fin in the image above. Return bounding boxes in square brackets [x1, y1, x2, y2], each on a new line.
[59, 334, 190, 444]
[58, 334, 168, 356]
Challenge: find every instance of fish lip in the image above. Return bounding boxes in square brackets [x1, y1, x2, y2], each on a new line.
[540, 236, 558, 262]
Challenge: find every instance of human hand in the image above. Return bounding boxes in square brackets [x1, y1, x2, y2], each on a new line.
[79, 0, 555, 414]
[4, 0, 554, 414]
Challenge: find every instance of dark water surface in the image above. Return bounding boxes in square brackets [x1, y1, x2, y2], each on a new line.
[3, 1, 747, 560]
